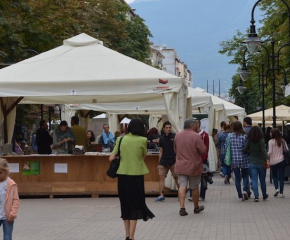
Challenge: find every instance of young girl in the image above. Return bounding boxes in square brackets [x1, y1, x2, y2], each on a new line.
[0, 158, 19, 240]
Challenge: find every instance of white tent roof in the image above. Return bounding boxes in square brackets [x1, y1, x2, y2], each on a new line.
[0, 33, 184, 104]
[194, 87, 245, 116]
[64, 86, 212, 114]
[247, 105, 290, 121]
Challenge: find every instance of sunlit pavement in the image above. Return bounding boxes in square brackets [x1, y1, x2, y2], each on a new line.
[14, 173, 290, 240]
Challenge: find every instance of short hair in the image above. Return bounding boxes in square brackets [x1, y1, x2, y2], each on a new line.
[39, 120, 46, 128]
[103, 124, 109, 127]
[71, 116, 79, 125]
[162, 121, 171, 129]
[243, 117, 252, 126]
[232, 121, 245, 135]
[220, 121, 226, 128]
[128, 118, 145, 137]
[60, 121, 68, 127]
[184, 117, 198, 129]
[0, 158, 9, 172]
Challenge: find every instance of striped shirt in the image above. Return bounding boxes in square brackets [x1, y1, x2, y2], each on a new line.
[225, 133, 249, 168]
[267, 139, 286, 165]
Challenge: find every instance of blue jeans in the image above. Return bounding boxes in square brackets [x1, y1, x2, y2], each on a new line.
[233, 168, 250, 198]
[220, 153, 231, 181]
[0, 219, 14, 240]
[249, 163, 267, 198]
[271, 160, 286, 194]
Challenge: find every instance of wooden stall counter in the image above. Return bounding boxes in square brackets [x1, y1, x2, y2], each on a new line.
[4, 154, 163, 198]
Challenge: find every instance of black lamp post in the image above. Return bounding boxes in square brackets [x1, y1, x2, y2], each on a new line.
[243, 0, 290, 128]
[239, 57, 268, 135]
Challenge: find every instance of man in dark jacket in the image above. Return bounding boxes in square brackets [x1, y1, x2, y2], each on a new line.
[36, 120, 53, 154]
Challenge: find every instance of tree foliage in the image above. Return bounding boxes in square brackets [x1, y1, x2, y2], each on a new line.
[219, 0, 290, 112]
[0, 0, 152, 62]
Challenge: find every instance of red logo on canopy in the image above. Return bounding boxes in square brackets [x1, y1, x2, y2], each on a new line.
[159, 79, 168, 84]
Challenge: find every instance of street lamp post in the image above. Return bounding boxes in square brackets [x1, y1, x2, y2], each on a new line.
[239, 48, 268, 135]
[243, 0, 290, 128]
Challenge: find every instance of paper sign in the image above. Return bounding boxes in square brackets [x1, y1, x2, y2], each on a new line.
[54, 163, 68, 173]
[8, 163, 19, 173]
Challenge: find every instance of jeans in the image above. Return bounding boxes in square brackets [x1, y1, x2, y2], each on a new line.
[0, 219, 14, 240]
[271, 160, 286, 194]
[220, 153, 231, 181]
[249, 163, 267, 198]
[233, 168, 250, 198]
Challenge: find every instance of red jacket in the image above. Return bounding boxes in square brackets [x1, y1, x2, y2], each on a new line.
[199, 130, 209, 162]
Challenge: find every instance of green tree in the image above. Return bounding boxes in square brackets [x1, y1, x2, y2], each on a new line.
[219, 0, 290, 109]
[0, 0, 152, 62]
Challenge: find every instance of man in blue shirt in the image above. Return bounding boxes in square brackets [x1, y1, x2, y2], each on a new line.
[98, 124, 115, 151]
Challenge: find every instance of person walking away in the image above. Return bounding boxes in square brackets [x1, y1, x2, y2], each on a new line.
[268, 128, 288, 198]
[109, 118, 154, 240]
[217, 121, 226, 177]
[174, 118, 207, 216]
[226, 121, 250, 201]
[196, 119, 210, 201]
[99, 124, 115, 151]
[71, 116, 88, 152]
[243, 117, 252, 136]
[0, 158, 19, 240]
[243, 126, 268, 202]
[155, 121, 179, 202]
[217, 123, 232, 184]
[36, 120, 53, 154]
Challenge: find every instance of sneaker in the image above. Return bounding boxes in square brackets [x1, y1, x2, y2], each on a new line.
[194, 205, 204, 214]
[279, 193, 285, 198]
[274, 189, 279, 197]
[224, 175, 228, 184]
[254, 198, 259, 202]
[219, 171, 224, 177]
[179, 208, 188, 216]
[199, 197, 205, 201]
[243, 191, 249, 200]
[248, 192, 251, 199]
[155, 196, 165, 202]
[263, 194, 269, 200]
[188, 197, 193, 202]
[239, 198, 245, 202]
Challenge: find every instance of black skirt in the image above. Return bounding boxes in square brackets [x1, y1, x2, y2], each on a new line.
[118, 175, 155, 221]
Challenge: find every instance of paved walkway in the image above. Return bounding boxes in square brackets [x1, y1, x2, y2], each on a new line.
[12, 174, 290, 240]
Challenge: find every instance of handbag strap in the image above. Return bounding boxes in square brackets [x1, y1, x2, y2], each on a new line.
[116, 136, 124, 159]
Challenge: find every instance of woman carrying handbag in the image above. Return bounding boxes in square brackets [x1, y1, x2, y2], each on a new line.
[268, 128, 288, 198]
[109, 118, 154, 240]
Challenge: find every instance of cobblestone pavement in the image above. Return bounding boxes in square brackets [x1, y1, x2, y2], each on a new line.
[12, 173, 290, 240]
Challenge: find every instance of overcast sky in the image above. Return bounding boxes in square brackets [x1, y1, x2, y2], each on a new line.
[125, 0, 135, 3]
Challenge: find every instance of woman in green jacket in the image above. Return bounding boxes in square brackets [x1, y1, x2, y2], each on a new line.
[109, 118, 154, 240]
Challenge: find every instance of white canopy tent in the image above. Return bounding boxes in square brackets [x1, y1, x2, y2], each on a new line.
[247, 105, 290, 121]
[194, 87, 246, 126]
[0, 33, 189, 142]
